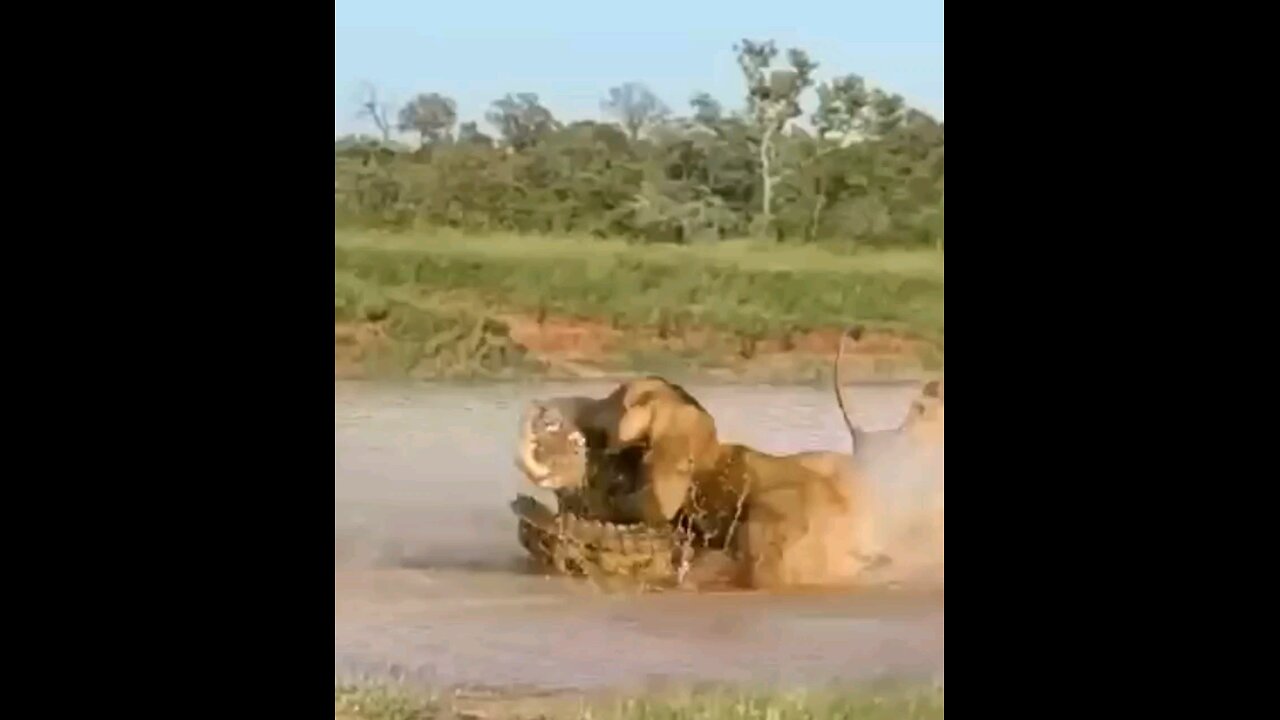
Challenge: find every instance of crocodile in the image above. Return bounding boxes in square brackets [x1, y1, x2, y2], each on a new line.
[511, 395, 698, 588]
[511, 393, 753, 590]
[511, 494, 687, 586]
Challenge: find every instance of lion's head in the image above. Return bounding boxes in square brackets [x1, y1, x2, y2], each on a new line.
[607, 376, 719, 470]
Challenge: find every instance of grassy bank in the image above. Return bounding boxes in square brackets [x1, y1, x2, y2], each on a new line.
[334, 681, 944, 720]
[335, 230, 944, 382]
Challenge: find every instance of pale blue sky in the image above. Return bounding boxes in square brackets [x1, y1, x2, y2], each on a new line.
[335, 0, 943, 140]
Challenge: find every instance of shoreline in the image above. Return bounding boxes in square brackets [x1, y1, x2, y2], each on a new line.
[335, 680, 944, 720]
[333, 374, 933, 388]
[335, 314, 939, 385]
[335, 231, 943, 385]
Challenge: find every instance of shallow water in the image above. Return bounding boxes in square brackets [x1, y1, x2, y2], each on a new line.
[335, 380, 943, 691]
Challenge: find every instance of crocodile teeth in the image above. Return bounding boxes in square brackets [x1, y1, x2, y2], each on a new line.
[576, 518, 606, 544]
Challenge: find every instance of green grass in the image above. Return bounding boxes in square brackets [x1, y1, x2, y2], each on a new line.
[336, 269, 542, 379]
[334, 682, 944, 720]
[336, 229, 944, 279]
[334, 229, 944, 344]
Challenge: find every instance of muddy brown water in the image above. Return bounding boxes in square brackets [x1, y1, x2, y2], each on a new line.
[335, 380, 943, 691]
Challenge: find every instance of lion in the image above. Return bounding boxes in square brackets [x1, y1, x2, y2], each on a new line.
[834, 327, 944, 461]
[510, 394, 859, 589]
[907, 378, 944, 558]
[604, 375, 885, 590]
[693, 441, 879, 589]
[904, 379, 944, 447]
[514, 349, 942, 590]
[834, 328, 944, 581]
[600, 377, 722, 527]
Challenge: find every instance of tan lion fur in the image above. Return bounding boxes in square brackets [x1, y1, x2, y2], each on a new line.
[688, 442, 878, 589]
[834, 329, 944, 581]
[833, 328, 943, 462]
[514, 339, 944, 590]
[605, 375, 882, 589]
[602, 377, 721, 526]
[903, 379, 944, 447]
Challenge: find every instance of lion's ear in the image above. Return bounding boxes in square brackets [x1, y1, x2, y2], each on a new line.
[922, 380, 941, 399]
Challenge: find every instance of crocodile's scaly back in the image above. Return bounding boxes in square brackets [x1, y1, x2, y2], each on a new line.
[512, 494, 681, 586]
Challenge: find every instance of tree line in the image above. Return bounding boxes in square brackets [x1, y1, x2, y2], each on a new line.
[335, 39, 943, 249]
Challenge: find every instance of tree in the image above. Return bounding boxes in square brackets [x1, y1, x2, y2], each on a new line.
[355, 82, 394, 143]
[812, 74, 908, 145]
[337, 63, 941, 248]
[485, 93, 560, 151]
[689, 92, 723, 127]
[600, 82, 669, 142]
[733, 39, 817, 234]
[457, 121, 494, 148]
[397, 93, 458, 146]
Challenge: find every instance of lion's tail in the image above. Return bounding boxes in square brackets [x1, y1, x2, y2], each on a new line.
[834, 325, 862, 455]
